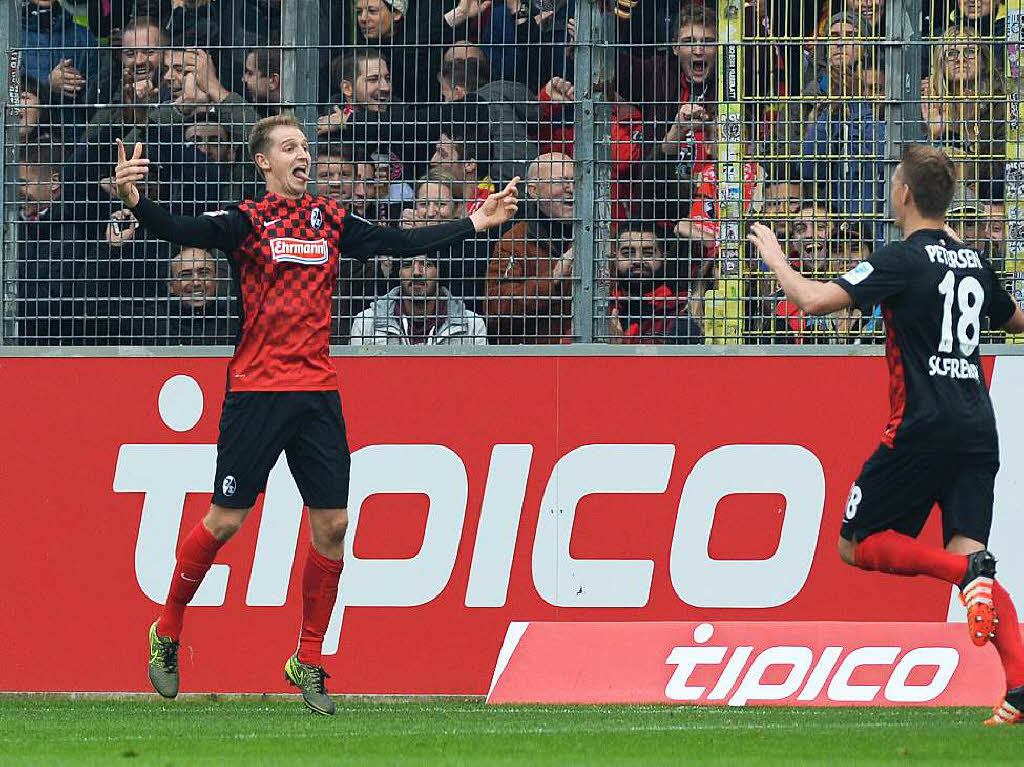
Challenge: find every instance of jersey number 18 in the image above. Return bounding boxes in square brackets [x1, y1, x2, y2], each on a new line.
[937, 270, 983, 356]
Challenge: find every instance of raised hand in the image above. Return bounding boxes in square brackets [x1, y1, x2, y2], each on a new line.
[543, 77, 575, 103]
[469, 177, 520, 231]
[123, 72, 160, 105]
[449, 0, 492, 25]
[674, 218, 717, 243]
[106, 208, 137, 247]
[114, 138, 150, 208]
[185, 49, 228, 102]
[607, 305, 626, 343]
[746, 222, 787, 271]
[317, 105, 348, 136]
[49, 59, 86, 98]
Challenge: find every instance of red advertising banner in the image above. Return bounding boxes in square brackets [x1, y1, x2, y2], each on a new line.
[486, 621, 1008, 706]
[2, 355, 1024, 695]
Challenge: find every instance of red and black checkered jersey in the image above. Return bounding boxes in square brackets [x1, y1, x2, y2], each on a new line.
[230, 193, 345, 390]
[131, 193, 478, 392]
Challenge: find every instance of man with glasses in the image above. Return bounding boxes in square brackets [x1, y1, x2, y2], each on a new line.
[485, 152, 575, 343]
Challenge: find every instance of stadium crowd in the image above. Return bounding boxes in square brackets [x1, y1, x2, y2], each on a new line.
[11, 0, 1012, 345]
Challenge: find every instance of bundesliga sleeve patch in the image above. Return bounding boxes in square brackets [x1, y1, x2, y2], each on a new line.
[842, 262, 874, 286]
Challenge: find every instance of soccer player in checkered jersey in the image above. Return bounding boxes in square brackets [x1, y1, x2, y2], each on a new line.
[748, 144, 1024, 725]
[114, 115, 520, 715]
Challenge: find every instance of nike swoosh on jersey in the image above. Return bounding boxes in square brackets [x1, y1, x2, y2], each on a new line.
[263, 218, 282, 228]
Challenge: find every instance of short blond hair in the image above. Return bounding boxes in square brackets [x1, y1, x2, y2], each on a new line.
[248, 114, 302, 160]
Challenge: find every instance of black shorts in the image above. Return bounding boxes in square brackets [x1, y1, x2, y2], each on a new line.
[839, 443, 998, 546]
[213, 390, 351, 509]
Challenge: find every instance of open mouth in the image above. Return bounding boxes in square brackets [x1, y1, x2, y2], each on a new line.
[291, 165, 310, 182]
[690, 59, 709, 78]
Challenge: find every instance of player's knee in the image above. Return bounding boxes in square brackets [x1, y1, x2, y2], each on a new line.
[838, 536, 857, 567]
[204, 506, 247, 541]
[313, 508, 348, 548]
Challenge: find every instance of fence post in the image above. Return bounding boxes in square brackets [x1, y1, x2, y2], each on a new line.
[572, 0, 614, 343]
[883, 0, 925, 244]
[280, 0, 321, 157]
[0, 2, 20, 343]
[701, 0, 745, 344]
[1007, 0, 1023, 324]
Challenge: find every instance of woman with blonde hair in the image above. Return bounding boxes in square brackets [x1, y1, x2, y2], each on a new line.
[400, 169, 465, 228]
[401, 169, 493, 311]
[922, 28, 1005, 188]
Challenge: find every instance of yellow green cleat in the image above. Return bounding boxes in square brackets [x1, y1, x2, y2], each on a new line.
[285, 654, 335, 715]
[147, 622, 179, 699]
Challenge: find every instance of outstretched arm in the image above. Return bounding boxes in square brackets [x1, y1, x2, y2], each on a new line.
[341, 178, 521, 260]
[114, 138, 250, 251]
[747, 223, 853, 315]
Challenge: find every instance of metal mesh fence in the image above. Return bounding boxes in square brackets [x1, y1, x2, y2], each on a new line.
[0, 0, 1018, 346]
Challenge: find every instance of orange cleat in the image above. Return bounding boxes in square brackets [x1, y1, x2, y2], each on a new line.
[984, 687, 1024, 725]
[960, 550, 998, 647]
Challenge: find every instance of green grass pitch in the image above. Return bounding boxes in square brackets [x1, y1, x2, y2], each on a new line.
[1, 696, 1021, 765]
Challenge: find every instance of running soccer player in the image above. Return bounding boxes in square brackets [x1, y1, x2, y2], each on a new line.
[114, 114, 520, 715]
[747, 144, 1024, 725]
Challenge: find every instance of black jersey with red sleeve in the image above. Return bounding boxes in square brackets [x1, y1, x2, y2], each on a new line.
[131, 193, 477, 391]
[833, 229, 1015, 452]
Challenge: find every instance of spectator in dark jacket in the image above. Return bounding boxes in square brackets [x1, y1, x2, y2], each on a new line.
[355, 0, 451, 104]
[482, 0, 574, 93]
[436, 54, 538, 184]
[15, 144, 95, 344]
[21, 0, 102, 135]
[16, 74, 58, 147]
[320, 50, 438, 177]
[780, 11, 872, 162]
[430, 114, 496, 214]
[242, 47, 283, 118]
[606, 227, 703, 344]
[111, 247, 235, 344]
[158, 0, 251, 94]
[800, 59, 886, 247]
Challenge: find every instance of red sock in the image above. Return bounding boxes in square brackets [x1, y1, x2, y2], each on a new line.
[854, 530, 967, 584]
[156, 522, 225, 641]
[297, 545, 343, 667]
[992, 581, 1024, 689]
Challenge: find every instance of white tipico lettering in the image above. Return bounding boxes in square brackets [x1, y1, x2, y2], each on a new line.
[706, 646, 754, 700]
[796, 647, 844, 700]
[883, 647, 959, 702]
[323, 444, 469, 654]
[727, 646, 814, 706]
[269, 237, 329, 264]
[245, 455, 304, 606]
[532, 444, 674, 608]
[115, 443, 229, 606]
[826, 646, 900, 701]
[465, 444, 534, 607]
[670, 445, 825, 608]
[664, 625, 728, 701]
[115, 376, 229, 606]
